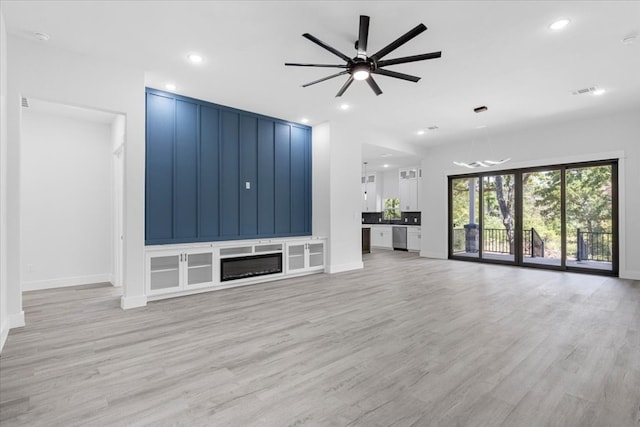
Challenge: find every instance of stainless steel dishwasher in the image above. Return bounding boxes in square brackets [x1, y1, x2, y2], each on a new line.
[392, 226, 407, 251]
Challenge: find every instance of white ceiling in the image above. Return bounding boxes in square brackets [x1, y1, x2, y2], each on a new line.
[4, 1, 640, 164]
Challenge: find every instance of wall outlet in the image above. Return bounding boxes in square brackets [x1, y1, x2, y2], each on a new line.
[404, 218, 408, 222]
[27, 263, 34, 272]
[414, 218, 418, 223]
[245, 182, 251, 189]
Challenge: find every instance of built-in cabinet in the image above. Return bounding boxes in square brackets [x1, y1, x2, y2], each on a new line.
[146, 247, 215, 296]
[399, 167, 420, 211]
[286, 240, 325, 274]
[145, 88, 312, 245]
[146, 237, 325, 300]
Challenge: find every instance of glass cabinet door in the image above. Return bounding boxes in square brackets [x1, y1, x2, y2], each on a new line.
[149, 254, 181, 291]
[186, 251, 214, 287]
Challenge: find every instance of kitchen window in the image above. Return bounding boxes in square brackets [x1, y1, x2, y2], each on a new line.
[383, 197, 401, 220]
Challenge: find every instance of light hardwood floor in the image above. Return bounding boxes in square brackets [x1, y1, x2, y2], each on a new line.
[1, 251, 639, 426]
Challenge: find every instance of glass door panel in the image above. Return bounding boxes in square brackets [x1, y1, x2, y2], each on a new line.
[522, 170, 562, 267]
[482, 174, 515, 262]
[451, 177, 479, 258]
[565, 164, 613, 272]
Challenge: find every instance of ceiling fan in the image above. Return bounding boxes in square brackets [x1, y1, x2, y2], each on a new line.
[285, 15, 442, 97]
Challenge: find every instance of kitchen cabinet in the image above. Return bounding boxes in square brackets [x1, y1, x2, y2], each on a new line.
[146, 247, 215, 296]
[370, 225, 393, 249]
[286, 240, 325, 274]
[407, 227, 421, 252]
[361, 173, 379, 212]
[398, 167, 419, 211]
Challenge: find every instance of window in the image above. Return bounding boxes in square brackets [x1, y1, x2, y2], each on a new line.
[383, 197, 401, 220]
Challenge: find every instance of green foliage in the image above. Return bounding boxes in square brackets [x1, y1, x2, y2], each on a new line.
[383, 197, 401, 220]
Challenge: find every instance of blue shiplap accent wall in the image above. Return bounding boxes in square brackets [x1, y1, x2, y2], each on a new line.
[145, 88, 312, 245]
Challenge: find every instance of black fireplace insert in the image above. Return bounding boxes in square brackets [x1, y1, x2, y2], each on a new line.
[220, 253, 283, 282]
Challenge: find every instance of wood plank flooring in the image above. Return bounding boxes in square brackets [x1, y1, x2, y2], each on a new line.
[1, 251, 639, 426]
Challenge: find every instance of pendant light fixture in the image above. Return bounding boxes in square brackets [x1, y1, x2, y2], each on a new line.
[453, 106, 510, 168]
[363, 162, 368, 200]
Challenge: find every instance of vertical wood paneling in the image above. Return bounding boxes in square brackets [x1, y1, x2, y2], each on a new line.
[257, 119, 275, 235]
[290, 126, 306, 234]
[274, 123, 291, 234]
[239, 115, 258, 236]
[174, 100, 198, 239]
[145, 89, 311, 244]
[220, 110, 240, 236]
[145, 93, 175, 242]
[199, 105, 220, 239]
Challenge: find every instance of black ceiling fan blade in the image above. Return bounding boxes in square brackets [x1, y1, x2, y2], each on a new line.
[302, 70, 349, 87]
[377, 51, 442, 67]
[370, 23, 427, 61]
[372, 68, 421, 82]
[285, 63, 348, 68]
[335, 76, 354, 97]
[357, 15, 370, 56]
[302, 33, 353, 63]
[366, 75, 383, 96]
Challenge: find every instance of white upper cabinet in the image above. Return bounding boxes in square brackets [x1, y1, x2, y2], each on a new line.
[398, 167, 420, 211]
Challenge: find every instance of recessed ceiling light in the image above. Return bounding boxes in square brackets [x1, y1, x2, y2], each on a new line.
[592, 88, 606, 96]
[188, 53, 204, 64]
[300, 118, 309, 124]
[549, 19, 570, 31]
[165, 83, 177, 91]
[383, 164, 389, 168]
[417, 130, 425, 135]
[34, 32, 50, 41]
[339, 103, 350, 110]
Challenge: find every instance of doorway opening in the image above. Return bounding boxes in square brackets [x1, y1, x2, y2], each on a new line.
[20, 98, 125, 291]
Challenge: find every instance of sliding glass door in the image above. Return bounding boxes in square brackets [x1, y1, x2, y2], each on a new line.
[565, 164, 615, 272]
[449, 160, 617, 275]
[522, 169, 562, 267]
[482, 173, 516, 262]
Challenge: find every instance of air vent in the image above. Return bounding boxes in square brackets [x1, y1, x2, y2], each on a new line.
[427, 125, 439, 130]
[474, 105, 488, 113]
[572, 87, 597, 95]
[21, 97, 30, 108]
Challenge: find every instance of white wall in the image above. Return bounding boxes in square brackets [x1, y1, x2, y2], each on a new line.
[381, 169, 399, 201]
[6, 34, 146, 330]
[0, 6, 10, 352]
[20, 110, 113, 290]
[420, 108, 640, 279]
[313, 121, 363, 274]
[111, 115, 125, 287]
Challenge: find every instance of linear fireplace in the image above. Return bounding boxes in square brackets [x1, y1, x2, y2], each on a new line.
[220, 253, 283, 282]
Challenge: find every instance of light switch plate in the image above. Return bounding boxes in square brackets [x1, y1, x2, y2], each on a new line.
[245, 182, 250, 189]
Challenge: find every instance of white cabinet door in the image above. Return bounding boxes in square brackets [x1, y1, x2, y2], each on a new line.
[287, 243, 306, 273]
[407, 228, 421, 252]
[370, 226, 392, 249]
[398, 167, 419, 211]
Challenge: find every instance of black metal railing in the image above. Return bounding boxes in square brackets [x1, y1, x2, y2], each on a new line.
[523, 227, 545, 258]
[577, 229, 612, 262]
[483, 228, 512, 254]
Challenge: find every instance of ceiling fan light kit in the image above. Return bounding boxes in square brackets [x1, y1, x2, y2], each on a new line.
[285, 15, 442, 97]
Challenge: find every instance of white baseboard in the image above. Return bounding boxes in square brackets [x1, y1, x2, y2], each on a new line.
[22, 274, 113, 291]
[620, 270, 640, 280]
[420, 251, 447, 259]
[9, 311, 25, 328]
[1, 311, 26, 353]
[120, 295, 147, 310]
[326, 261, 364, 274]
[0, 320, 8, 354]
